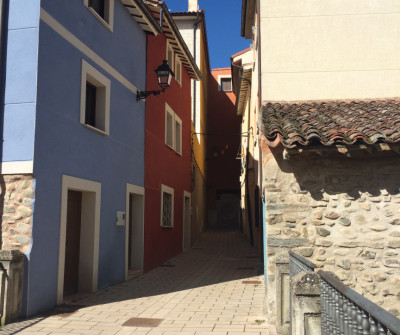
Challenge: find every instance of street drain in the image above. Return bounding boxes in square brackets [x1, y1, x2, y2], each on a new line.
[122, 317, 163, 327]
[242, 280, 261, 285]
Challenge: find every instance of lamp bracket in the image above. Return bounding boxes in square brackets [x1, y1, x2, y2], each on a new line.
[136, 88, 165, 102]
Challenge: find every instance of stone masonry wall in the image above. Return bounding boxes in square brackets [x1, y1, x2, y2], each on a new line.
[1, 175, 34, 253]
[262, 149, 400, 322]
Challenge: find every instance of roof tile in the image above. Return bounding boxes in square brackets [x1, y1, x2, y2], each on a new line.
[260, 99, 400, 148]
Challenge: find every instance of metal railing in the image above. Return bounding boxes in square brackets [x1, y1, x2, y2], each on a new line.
[319, 270, 400, 335]
[289, 250, 317, 277]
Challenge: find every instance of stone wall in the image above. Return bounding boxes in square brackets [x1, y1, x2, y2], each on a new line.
[262, 148, 400, 322]
[1, 175, 34, 253]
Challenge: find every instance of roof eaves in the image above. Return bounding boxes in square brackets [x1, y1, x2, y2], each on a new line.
[122, 0, 161, 35]
[144, 1, 203, 81]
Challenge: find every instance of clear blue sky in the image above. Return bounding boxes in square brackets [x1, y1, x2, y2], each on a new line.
[165, 0, 250, 70]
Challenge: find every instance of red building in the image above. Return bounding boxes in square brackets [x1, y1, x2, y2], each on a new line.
[142, 2, 202, 272]
[207, 68, 241, 228]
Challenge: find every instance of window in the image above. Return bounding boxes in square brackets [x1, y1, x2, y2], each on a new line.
[175, 57, 182, 86]
[161, 185, 174, 227]
[80, 60, 110, 135]
[175, 117, 182, 154]
[165, 103, 182, 155]
[221, 78, 232, 92]
[165, 108, 174, 148]
[166, 42, 174, 72]
[84, 0, 114, 30]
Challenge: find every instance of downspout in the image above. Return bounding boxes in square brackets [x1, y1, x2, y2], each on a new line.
[0, 0, 8, 172]
[192, 13, 201, 132]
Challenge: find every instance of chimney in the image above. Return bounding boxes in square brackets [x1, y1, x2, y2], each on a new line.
[188, 0, 199, 12]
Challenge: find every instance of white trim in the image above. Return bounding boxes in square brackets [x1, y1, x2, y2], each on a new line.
[165, 103, 182, 154]
[182, 191, 191, 250]
[40, 9, 139, 95]
[57, 175, 101, 304]
[175, 57, 182, 86]
[165, 103, 174, 149]
[160, 184, 174, 228]
[166, 40, 175, 72]
[83, 0, 115, 32]
[1, 161, 33, 174]
[174, 114, 182, 155]
[80, 59, 111, 134]
[125, 184, 144, 280]
[217, 75, 232, 92]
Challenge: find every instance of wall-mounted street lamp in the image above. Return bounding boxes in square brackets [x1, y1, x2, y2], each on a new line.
[136, 60, 174, 102]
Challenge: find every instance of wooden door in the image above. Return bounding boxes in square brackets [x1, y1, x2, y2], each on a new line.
[64, 190, 82, 296]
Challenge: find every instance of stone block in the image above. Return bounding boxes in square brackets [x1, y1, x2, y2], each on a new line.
[337, 259, 351, 270]
[388, 239, 400, 248]
[297, 248, 314, 258]
[338, 218, 351, 226]
[316, 227, 330, 237]
[267, 237, 308, 248]
[314, 238, 333, 247]
[0, 250, 25, 325]
[383, 258, 400, 268]
[290, 272, 321, 335]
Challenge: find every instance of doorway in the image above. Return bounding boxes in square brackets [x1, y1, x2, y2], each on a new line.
[64, 190, 82, 296]
[183, 191, 191, 250]
[57, 175, 101, 305]
[125, 184, 144, 280]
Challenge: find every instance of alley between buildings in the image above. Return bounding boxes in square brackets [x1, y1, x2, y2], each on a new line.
[1, 230, 276, 335]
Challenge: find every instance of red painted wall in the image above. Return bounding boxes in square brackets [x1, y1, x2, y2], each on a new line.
[207, 68, 241, 226]
[144, 34, 192, 271]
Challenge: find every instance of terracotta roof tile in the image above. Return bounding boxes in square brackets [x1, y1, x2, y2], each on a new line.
[259, 99, 400, 149]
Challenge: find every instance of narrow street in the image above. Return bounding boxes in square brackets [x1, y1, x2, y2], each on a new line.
[1, 230, 275, 335]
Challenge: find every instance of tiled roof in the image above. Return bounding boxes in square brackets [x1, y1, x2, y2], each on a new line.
[260, 99, 400, 149]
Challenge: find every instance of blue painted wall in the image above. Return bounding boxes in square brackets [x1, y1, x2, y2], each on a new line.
[22, 0, 148, 316]
[2, 0, 40, 162]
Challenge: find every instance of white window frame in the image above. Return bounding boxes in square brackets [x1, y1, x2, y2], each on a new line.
[83, 0, 115, 32]
[174, 114, 182, 155]
[80, 59, 111, 135]
[160, 184, 174, 228]
[218, 75, 232, 92]
[165, 103, 182, 155]
[175, 57, 182, 86]
[165, 104, 174, 149]
[166, 41, 175, 72]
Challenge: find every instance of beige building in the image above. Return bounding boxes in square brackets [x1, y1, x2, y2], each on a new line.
[240, 0, 400, 329]
[231, 48, 263, 253]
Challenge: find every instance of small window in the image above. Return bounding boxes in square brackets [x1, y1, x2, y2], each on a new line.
[175, 57, 182, 85]
[166, 42, 174, 72]
[161, 185, 174, 227]
[165, 103, 182, 155]
[165, 107, 174, 148]
[84, 0, 114, 30]
[80, 60, 110, 135]
[175, 116, 182, 155]
[221, 78, 232, 92]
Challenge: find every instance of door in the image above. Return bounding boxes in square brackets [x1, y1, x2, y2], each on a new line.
[128, 193, 144, 272]
[64, 190, 82, 296]
[183, 193, 191, 250]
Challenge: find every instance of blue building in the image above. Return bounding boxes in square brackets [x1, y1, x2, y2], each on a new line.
[0, 0, 160, 316]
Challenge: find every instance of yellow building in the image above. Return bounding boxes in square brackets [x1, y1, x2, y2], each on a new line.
[172, 0, 210, 246]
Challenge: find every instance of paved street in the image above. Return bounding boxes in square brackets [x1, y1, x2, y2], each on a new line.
[1, 230, 276, 335]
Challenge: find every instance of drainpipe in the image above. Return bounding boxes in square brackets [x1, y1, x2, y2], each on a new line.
[192, 13, 201, 132]
[0, 0, 8, 171]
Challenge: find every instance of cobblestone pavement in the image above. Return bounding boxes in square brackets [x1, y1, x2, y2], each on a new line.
[1, 229, 276, 335]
